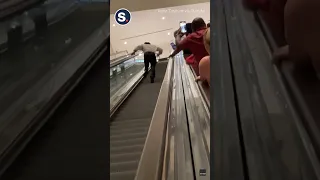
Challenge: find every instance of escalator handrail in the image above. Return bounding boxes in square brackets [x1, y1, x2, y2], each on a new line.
[135, 57, 173, 180]
[169, 54, 210, 179]
[110, 54, 139, 68]
[110, 50, 128, 59]
[254, 12, 320, 176]
[0, 0, 45, 21]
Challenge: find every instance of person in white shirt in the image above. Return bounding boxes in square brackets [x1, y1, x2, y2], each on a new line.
[131, 42, 163, 83]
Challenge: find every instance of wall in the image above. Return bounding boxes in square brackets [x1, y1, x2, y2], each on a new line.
[110, 2, 210, 58]
[111, 0, 209, 14]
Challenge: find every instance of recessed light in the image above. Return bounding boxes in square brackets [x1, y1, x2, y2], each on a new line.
[162, 17, 165, 20]
[167, 32, 170, 35]
[113, 24, 115, 27]
[124, 42, 127, 44]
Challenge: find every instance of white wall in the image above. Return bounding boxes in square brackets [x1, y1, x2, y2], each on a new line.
[110, 2, 210, 58]
[111, 0, 209, 14]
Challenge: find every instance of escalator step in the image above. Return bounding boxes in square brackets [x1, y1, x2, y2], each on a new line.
[110, 144, 144, 155]
[110, 152, 142, 163]
[110, 62, 168, 180]
[110, 170, 136, 180]
[110, 137, 146, 147]
[110, 160, 140, 173]
[110, 127, 149, 135]
[110, 118, 151, 129]
[110, 131, 148, 141]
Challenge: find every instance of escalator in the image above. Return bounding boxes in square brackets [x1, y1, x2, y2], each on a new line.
[0, 1, 110, 179]
[0, 43, 109, 180]
[110, 61, 168, 180]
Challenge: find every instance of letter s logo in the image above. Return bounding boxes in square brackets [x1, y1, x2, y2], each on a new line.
[115, 8, 131, 26]
[117, 12, 126, 22]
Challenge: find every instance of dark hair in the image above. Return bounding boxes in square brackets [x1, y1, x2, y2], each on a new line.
[191, 17, 206, 32]
[144, 42, 150, 44]
[207, 23, 210, 28]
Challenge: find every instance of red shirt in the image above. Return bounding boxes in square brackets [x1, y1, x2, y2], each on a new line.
[178, 28, 209, 64]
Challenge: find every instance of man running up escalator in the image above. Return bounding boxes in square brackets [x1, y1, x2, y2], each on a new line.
[131, 42, 163, 83]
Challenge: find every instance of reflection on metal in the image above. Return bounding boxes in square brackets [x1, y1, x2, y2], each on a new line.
[109, 63, 146, 116]
[164, 55, 210, 180]
[167, 55, 194, 180]
[179, 55, 210, 156]
[109, 57, 144, 97]
[135, 53, 210, 180]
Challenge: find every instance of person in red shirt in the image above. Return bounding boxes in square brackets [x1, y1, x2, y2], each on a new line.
[196, 28, 210, 86]
[169, 17, 209, 76]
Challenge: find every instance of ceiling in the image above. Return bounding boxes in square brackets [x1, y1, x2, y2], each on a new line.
[110, 2, 210, 57]
[110, 0, 209, 13]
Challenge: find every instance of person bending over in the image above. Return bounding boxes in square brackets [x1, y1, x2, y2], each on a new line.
[196, 28, 210, 86]
[169, 17, 209, 76]
[131, 42, 163, 83]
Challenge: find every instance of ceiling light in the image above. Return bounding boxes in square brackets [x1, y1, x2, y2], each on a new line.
[167, 32, 170, 35]
[162, 17, 165, 20]
[112, 24, 115, 27]
[124, 42, 127, 44]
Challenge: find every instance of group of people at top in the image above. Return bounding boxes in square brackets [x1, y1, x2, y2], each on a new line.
[169, 17, 211, 86]
[243, 0, 320, 78]
[131, 17, 210, 85]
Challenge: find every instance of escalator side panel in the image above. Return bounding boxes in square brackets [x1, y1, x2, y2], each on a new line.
[210, 0, 246, 179]
[223, 0, 319, 179]
[1, 46, 110, 180]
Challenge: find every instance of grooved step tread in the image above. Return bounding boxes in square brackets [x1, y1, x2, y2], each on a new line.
[110, 160, 140, 173]
[110, 62, 168, 180]
[110, 170, 136, 180]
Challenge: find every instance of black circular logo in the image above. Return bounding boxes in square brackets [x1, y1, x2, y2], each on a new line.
[115, 8, 131, 26]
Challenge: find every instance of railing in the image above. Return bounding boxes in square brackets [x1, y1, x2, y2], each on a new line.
[110, 54, 138, 67]
[135, 54, 210, 180]
[110, 50, 129, 60]
[165, 54, 210, 179]
[109, 53, 146, 117]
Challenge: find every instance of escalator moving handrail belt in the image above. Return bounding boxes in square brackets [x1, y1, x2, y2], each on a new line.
[110, 54, 139, 68]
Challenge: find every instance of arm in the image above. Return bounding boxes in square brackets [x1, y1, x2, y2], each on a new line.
[169, 37, 190, 58]
[131, 45, 143, 55]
